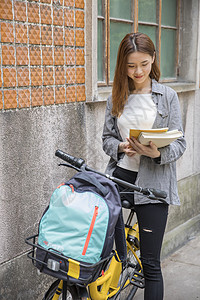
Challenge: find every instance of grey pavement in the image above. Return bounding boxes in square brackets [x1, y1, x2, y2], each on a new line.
[133, 233, 200, 300]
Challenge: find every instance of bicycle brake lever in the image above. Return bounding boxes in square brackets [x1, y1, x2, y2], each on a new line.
[148, 194, 168, 204]
[58, 163, 81, 172]
[143, 188, 167, 199]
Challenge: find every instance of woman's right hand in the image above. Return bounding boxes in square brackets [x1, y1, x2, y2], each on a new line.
[118, 141, 137, 157]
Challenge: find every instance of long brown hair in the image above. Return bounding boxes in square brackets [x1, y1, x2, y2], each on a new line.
[112, 32, 160, 117]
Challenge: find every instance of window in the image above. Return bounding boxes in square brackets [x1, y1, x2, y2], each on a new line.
[97, 0, 179, 86]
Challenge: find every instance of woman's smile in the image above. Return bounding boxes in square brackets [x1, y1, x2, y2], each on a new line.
[134, 75, 143, 79]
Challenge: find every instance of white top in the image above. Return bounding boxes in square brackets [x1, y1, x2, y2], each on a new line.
[117, 93, 157, 171]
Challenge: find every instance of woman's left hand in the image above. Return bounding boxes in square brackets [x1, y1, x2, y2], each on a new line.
[127, 137, 161, 159]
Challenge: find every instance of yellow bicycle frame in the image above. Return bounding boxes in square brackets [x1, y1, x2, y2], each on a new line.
[88, 222, 141, 300]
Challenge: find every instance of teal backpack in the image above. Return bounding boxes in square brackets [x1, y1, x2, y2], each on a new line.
[36, 171, 126, 284]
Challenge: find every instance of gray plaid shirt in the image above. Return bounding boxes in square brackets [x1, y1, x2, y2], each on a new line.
[102, 80, 186, 205]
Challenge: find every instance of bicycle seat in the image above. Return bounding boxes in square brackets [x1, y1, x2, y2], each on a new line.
[121, 200, 133, 209]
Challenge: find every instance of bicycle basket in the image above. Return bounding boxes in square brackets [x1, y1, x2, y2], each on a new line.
[25, 234, 114, 286]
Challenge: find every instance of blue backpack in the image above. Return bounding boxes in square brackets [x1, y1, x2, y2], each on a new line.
[36, 171, 126, 284]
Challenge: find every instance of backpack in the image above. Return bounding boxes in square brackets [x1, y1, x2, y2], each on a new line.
[36, 171, 127, 285]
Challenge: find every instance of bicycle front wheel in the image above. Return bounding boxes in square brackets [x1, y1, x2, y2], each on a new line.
[43, 279, 80, 300]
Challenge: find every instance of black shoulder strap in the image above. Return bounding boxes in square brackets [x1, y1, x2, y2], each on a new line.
[115, 210, 127, 262]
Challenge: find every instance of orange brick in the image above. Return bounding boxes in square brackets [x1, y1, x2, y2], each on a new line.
[2, 45, 15, 65]
[0, 0, 13, 20]
[76, 67, 85, 84]
[4, 90, 17, 109]
[31, 67, 42, 86]
[53, 6, 63, 26]
[14, 1, 26, 22]
[41, 4, 52, 25]
[66, 47, 75, 65]
[1, 22, 14, 43]
[76, 85, 85, 101]
[43, 67, 54, 86]
[75, 10, 84, 28]
[41, 26, 52, 45]
[31, 87, 43, 106]
[29, 25, 40, 45]
[16, 46, 28, 66]
[66, 85, 76, 102]
[75, 30, 84, 47]
[43, 87, 54, 105]
[15, 24, 28, 44]
[65, 29, 74, 46]
[66, 67, 75, 84]
[64, 9, 74, 27]
[30, 47, 41, 66]
[55, 67, 65, 85]
[0, 91, 3, 109]
[75, 0, 84, 9]
[27, 2, 40, 24]
[18, 89, 30, 108]
[64, 0, 74, 6]
[3, 68, 16, 87]
[17, 68, 30, 87]
[54, 47, 64, 65]
[0, 70, 2, 87]
[41, 0, 51, 3]
[54, 27, 64, 46]
[55, 86, 65, 104]
[53, 0, 63, 5]
[42, 47, 53, 65]
[76, 48, 85, 65]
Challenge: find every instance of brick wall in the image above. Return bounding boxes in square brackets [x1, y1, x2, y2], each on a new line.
[0, 0, 86, 110]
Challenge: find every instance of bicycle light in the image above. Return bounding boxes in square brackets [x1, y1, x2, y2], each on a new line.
[47, 259, 60, 272]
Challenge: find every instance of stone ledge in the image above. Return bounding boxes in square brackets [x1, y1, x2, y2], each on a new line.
[165, 81, 196, 93]
[86, 81, 197, 103]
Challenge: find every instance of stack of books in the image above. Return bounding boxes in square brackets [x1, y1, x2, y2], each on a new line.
[129, 128, 183, 148]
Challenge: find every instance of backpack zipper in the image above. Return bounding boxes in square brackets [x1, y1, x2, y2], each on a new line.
[82, 206, 99, 256]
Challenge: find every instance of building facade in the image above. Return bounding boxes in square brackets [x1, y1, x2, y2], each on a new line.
[0, 0, 199, 298]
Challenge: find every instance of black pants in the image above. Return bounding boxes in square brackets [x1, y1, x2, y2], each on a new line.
[113, 166, 169, 300]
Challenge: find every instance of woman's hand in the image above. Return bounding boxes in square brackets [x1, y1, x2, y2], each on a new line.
[126, 137, 161, 159]
[118, 141, 137, 157]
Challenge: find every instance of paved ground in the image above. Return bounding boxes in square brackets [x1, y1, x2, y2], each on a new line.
[133, 233, 200, 300]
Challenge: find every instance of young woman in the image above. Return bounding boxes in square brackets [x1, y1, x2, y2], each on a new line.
[102, 32, 186, 300]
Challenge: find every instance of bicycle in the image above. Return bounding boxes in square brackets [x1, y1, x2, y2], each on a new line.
[25, 150, 167, 300]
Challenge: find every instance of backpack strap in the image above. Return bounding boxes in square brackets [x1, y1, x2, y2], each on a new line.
[115, 210, 127, 262]
[70, 171, 108, 197]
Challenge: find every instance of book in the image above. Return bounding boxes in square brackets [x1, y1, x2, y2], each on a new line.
[137, 129, 183, 148]
[129, 127, 169, 139]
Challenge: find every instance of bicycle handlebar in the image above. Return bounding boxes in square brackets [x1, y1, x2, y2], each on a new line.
[55, 149, 167, 202]
[55, 149, 85, 169]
